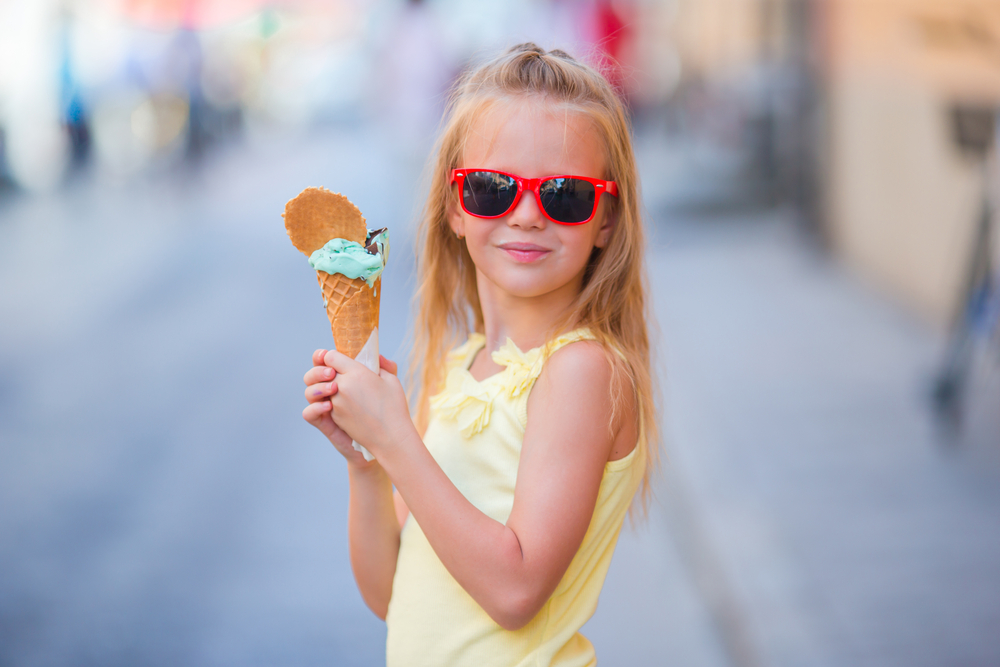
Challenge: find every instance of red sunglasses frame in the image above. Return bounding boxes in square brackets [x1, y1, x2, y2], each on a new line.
[450, 168, 618, 225]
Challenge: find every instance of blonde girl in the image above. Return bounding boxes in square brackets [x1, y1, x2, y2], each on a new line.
[302, 43, 658, 666]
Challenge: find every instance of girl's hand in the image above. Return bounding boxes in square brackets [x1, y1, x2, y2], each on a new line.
[302, 349, 371, 467]
[323, 348, 413, 457]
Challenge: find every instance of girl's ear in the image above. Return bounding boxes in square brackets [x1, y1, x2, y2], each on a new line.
[594, 206, 617, 249]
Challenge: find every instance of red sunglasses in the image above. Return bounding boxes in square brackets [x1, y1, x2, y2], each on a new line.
[451, 169, 618, 225]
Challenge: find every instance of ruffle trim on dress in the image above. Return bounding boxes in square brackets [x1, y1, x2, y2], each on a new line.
[430, 366, 501, 438]
[430, 329, 594, 438]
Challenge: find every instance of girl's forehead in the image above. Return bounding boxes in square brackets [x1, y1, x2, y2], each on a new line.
[462, 98, 608, 174]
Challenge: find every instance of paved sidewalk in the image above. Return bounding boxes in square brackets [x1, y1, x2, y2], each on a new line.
[646, 206, 1000, 667]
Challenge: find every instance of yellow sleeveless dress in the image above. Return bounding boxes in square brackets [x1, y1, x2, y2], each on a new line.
[385, 329, 646, 667]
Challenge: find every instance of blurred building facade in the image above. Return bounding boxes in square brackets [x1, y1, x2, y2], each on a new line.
[822, 0, 999, 328]
[631, 0, 998, 329]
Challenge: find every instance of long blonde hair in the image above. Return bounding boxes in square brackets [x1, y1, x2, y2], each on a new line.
[409, 43, 659, 509]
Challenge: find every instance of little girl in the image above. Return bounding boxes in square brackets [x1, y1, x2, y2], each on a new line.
[302, 43, 657, 666]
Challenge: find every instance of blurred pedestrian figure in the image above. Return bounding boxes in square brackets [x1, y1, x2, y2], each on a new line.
[587, 0, 633, 99]
[160, 28, 209, 160]
[372, 0, 452, 159]
[58, 5, 90, 169]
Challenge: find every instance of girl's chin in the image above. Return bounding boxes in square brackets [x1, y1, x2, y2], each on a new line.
[476, 264, 582, 301]
[491, 278, 574, 300]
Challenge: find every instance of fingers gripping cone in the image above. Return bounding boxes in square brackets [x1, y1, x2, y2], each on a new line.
[284, 187, 382, 461]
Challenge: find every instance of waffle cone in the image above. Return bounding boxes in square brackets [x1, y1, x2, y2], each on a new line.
[318, 271, 381, 359]
[284, 187, 367, 255]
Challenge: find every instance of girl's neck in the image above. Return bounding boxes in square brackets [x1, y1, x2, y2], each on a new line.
[476, 271, 581, 355]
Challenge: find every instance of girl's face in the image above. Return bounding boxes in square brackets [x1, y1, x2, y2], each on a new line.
[448, 100, 615, 304]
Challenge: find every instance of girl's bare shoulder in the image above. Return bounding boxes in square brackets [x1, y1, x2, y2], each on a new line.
[531, 339, 638, 458]
[544, 339, 612, 383]
[538, 339, 631, 408]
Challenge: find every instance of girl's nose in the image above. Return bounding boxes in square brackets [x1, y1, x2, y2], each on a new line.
[507, 190, 546, 230]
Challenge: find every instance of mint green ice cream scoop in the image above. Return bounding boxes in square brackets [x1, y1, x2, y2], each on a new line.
[308, 228, 389, 288]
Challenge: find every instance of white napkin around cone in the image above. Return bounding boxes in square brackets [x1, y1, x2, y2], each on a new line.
[346, 327, 379, 461]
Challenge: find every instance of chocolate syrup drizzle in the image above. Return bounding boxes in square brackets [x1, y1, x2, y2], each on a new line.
[365, 227, 387, 255]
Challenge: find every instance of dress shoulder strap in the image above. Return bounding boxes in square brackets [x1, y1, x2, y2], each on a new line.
[544, 327, 597, 354]
[445, 333, 487, 372]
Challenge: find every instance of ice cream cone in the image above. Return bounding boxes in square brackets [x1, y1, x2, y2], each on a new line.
[318, 271, 381, 359]
[318, 270, 382, 462]
[284, 187, 387, 462]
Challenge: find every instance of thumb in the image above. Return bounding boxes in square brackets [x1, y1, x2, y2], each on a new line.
[324, 347, 361, 374]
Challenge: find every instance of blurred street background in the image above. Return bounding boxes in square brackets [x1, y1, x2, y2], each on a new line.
[1, 0, 999, 665]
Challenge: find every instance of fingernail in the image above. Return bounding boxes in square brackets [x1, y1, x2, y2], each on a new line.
[323, 368, 333, 379]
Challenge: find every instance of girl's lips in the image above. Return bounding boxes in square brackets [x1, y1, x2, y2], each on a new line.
[498, 242, 551, 263]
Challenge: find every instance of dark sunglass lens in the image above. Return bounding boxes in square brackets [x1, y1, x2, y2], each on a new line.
[539, 178, 596, 223]
[463, 171, 517, 217]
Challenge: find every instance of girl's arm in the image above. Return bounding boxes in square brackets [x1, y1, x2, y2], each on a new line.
[303, 351, 403, 619]
[393, 489, 411, 528]
[344, 462, 400, 618]
[326, 341, 635, 630]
